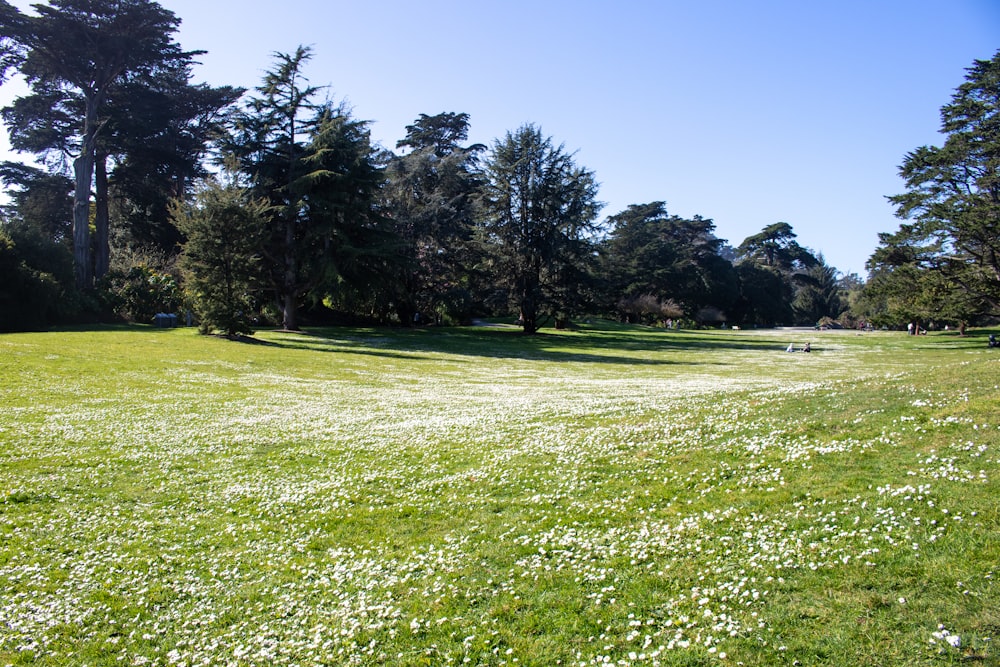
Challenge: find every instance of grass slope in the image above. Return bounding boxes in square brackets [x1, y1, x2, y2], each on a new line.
[0, 323, 997, 666]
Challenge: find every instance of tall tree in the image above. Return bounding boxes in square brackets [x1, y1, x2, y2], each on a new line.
[105, 67, 243, 254]
[1, 0, 194, 288]
[1, 64, 239, 269]
[878, 50, 1000, 317]
[734, 222, 818, 326]
[384, 112, 484, 324]
[298, 110, 396, 322]
[791, 257, 843, 324]
[864, 225, 983, 332]
[477, 124, 600, 334]
[601, 202, 738, 321]
[222, 46, 322, 330]
[222, 47, 386, 330]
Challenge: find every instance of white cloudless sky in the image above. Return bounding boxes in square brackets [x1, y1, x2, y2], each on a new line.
[2, 0, 998, 276]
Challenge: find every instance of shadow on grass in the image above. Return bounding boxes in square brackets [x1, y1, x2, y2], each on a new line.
[49, 322, 999, 366]
[248, 321, 789, 366]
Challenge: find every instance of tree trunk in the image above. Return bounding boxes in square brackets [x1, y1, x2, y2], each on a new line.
[519, 296, 537, 335]
[283, 292, 298, 331]
[282, 218, 298, 330]
[72, 153, 93, 290]
[94, 151, 110, 281]
[72, 97, 101, 290]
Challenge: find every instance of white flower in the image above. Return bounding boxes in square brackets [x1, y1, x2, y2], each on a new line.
[930, 626, 961, 648]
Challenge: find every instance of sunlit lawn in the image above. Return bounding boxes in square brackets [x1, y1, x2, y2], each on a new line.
[1, 322, 997, 666]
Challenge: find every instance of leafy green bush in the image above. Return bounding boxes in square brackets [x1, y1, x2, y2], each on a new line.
[99, 265, 181, 323]
[0, 224, 75, 331]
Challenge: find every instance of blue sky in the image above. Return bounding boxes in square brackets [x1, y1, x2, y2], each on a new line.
[2, 1, 998, 276]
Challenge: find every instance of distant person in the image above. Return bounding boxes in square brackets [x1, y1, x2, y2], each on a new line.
[786, 342, 795, 353]
[803, 342, 811, 352]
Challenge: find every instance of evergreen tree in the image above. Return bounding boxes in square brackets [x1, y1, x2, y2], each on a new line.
[876, 50, 1000, 318]
[105, 66, 243, 255]
[173, 177, 267, 337]
[733, 223, 818, 326]
[477, 124, 600, 334]
[0, 162, 73, 243]
[1, 0, 195, 288]
[791, 258, 843, 325]
[222, 47, 386, 329]
[601, 202, 738, 322]
[384, 112, 484, 324]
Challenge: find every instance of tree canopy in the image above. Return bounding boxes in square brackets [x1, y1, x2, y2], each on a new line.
[477, 124, 601, 333]
[1, 0, 201, 288]
[221, 47, 387, 330]
[866, 49, 1000, 328]
[11, 3, 995, 335]
[602, 202, 738, 324]
[383, 112, 484, 324]
[173, 176, 268, 337]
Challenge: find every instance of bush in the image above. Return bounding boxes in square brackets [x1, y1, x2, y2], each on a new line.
[617, 294, 685, 325]
[99, 265, 181, 323]
[0, 225, 75, 331]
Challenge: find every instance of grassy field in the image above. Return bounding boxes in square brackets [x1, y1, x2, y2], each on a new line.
[0, 322, 997, 666]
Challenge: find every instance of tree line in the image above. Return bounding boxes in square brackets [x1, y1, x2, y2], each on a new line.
[1, 1, 995, 335]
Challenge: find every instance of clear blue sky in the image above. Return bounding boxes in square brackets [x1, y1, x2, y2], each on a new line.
[2, 1, 998, 276]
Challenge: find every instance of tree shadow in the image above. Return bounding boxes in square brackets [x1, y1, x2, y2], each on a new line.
[248, 321, 785, 366]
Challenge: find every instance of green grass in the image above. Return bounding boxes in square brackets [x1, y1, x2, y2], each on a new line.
[1, 322, 997, 666]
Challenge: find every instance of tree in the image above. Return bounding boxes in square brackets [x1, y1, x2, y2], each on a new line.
[222, 46, 387, 330]
[877, 50, 1000, 317]
[477, 124, 601, 334]
[791, 257, 843, 325]
[2, 67, 239, 274]
[601, 202, 738, 322]
[298, 110, 397, 322]
[733, 222, 819, 326]
[173, 177, 267, 337]
[0, 216, 75, 331]
[383, 112, 484, 324]
[732, 262, 791, 327]
[104, 67, 243, 255]
[1, 0, 195, 289]
[0, 162, 73, 242]
[736, 222, 817, 271]
[864, 226, 983, 332]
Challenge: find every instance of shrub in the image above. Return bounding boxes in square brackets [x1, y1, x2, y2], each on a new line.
[617, 294, 685, 325]
[0, 224, 75, 331]
[99, 265, 181, 323]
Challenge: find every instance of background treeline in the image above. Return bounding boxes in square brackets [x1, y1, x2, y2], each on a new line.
[1, 1, 996, 335]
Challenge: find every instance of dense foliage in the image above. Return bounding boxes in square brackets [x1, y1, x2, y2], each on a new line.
[172, 178, 267, 336]
[865, 50, 1000, 331]
[477, 124, 601, 333]
[2, 2, 994, 333]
